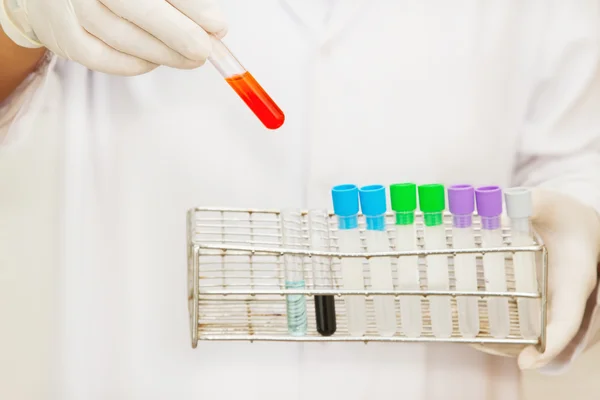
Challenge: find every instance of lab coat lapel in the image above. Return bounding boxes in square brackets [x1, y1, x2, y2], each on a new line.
[280, 0, 371, 46]
[321, 0, 370, 46]
[279, 0, 332, 41]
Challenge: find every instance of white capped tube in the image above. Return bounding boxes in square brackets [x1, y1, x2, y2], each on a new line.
[505, 187, 541, 339]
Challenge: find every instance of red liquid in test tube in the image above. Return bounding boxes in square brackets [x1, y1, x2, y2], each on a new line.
[209, 37, 285, 130]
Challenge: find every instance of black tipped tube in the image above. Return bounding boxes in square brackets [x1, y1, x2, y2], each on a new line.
[315, 295, 336, 336]
[307, 210, 338, 336]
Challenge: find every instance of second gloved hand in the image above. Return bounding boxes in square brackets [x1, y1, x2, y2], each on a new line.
[517, 189, 600, 370]
[0, 0, 228, 75]
[472, 188, 600, 370]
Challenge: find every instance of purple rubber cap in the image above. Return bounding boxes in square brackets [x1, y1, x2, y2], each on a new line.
[447, 185, 475, 215]
[475, 186, 503, 217]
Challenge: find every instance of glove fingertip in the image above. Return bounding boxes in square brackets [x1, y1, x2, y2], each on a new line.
[213, 26, 228, 39]
[518, 346, 540, 370]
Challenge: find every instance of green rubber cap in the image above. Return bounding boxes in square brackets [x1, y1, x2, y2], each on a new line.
[390, 183, 417, 212]
[418, 184, 446, 212]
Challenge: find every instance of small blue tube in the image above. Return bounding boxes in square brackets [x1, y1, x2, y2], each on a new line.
[332, 184, 359, 230]
[331, 184, 368, 336]
[359, 185, 387, 231]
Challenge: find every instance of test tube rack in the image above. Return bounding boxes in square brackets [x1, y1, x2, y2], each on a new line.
[187, 207, 548, 350]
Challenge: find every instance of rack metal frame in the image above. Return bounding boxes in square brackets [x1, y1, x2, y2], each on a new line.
[187, 207, 548, 351]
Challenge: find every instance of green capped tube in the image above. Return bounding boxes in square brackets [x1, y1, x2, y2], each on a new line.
[390, 183, 423, 337]
[418, 184, 452, 338]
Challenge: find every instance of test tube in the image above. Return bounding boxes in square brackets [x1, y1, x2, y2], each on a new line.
[504, 187, 541, 339]
[280, 210, 308, 336]
[208, 36, 285, 130]
[418, 184, 453, 338]
[475, 186, 510, 339]
[447, 185, 480, 338]
[390, 183, 423, 338]
[359, 185, 398, 337]
[331, 185, 367, 336]
[308, 210, 337, 336]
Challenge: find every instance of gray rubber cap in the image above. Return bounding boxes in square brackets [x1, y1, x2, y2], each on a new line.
[504, 187, 533, 218]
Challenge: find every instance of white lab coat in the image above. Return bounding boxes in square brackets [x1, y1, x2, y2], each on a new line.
[2, 1, 600, 399]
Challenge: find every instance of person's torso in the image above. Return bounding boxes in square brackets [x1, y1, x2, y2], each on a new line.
[33, 0, 582, 398]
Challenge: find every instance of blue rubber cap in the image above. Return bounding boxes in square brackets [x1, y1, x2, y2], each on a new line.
[332, 184, 359, 217]
[365, 216, 385, 231]
[359, 185, 387, 216]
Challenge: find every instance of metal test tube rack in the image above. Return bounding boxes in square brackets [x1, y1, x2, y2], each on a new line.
[187, 208, 548, 350]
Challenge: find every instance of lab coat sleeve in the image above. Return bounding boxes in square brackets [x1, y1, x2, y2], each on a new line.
[0, 52, 58, 149]
[511, 18, 600, 372]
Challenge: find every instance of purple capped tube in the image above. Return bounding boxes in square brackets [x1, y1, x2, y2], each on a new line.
[475, 186, 503, 230]
[448, 185, 480, 337]
[448, 184, 475, 228]
[475, 186, 510, 339]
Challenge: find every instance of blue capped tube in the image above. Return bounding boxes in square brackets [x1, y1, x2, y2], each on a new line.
[332, 184, 367, 336]
[359, 185, 398, 336]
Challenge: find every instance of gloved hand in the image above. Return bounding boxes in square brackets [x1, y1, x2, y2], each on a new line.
[0, 0, 227, 75]
[473, 188, 600, 370]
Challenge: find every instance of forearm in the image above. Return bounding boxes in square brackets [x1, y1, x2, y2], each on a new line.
[0, 27, 46, 104]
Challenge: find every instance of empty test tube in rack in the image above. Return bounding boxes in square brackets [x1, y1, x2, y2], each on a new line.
[390, 183, 423, 337]
[505, 188, 541, 339]
[359, 185, 398, 337]
[331, 185, 368, 336]
[448, 185, 480, 338]
[476, 186, 510, 339]
[418, 184, 453, 338]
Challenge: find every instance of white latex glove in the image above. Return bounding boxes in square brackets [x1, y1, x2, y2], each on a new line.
[0, 0, 227, 75]
[518, 189, 600, 369]
[473, 188, 600, 370]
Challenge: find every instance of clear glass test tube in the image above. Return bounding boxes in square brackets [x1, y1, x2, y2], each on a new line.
[308, 210, 337, 336]
[208, 36, 285, 130]
[390, 183, 423, 338]
[280, 210, 308, 336]
[447, 185, 480, 338]
[475, 186, 510, 339]
[505, 187, 541, 339]
[418, 184, 453, 338]
[331, 185, 367, 336]
[359, 185, 398, 337]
